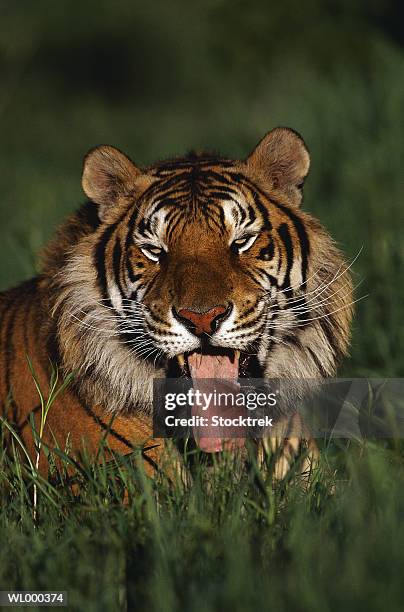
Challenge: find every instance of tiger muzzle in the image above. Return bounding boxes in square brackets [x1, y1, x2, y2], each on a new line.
[173, 304, 232, 336]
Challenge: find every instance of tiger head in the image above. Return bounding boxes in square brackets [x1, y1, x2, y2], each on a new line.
[45, 128, 353, 438]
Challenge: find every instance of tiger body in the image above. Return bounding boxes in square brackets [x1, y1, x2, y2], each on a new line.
[0, 128, 353, 476]
[0, 279, 158, 473]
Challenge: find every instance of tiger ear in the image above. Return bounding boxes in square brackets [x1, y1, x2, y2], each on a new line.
[246, 127, 310, 207]
[82, 145, 142, 220]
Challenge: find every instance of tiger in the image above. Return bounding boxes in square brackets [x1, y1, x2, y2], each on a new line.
[0, 127, 353, 479]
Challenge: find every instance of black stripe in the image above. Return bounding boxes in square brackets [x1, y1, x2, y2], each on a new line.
[236, 301, 261, 322]
[256, 270, 279, 287]
[237, 201, 247, 224]
[269, 200, 310, 286]
[247, 204, 257, 225]
[278, 223, 294, 290]
[307, 346, 328, 377]
[128, 272, 142, 284]
[94, 214, 127, 303]
[15, 403, 42, 436]
[23, 299, 33, 358]
[239, 266, 268, 288]
[144, 173, 191, 199]
[4, 302, 19, 408]
[283, 333, 304, 350]
[81, 402, 136, 450]
[0, 300, 10, 331]
[206, 189, 239, 200]
[233, 317, 261, 332]
[319, 316, 341, 361]
[153, 158, 234, 174]
[139, 270, 161, 301]
[166, 213, 184, 242]
[112, 237, 126, 298]
[250, 190, 272, 231]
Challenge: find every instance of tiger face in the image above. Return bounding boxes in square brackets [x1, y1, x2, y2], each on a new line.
[130, 175, 293, 355]
[119, 163, 310, 362]
[49, 128, 352, 426]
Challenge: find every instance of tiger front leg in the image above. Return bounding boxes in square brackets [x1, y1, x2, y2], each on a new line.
[257, 411, 319, 482]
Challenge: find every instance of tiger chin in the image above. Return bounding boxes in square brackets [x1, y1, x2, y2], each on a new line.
[0, 127, 353, 481]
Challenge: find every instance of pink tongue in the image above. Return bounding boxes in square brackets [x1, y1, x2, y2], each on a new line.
[187, 352, 246, 453]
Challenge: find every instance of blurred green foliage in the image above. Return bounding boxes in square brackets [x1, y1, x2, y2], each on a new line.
[1, 1, 403, 372]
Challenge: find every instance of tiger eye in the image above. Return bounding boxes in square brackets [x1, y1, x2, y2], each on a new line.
[259, 241, 275, 261]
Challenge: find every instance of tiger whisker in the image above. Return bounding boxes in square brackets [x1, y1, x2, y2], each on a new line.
[265, 294, 368, 333]
[67, 314, 148, 339]
[67, 314, 123, 335]
[71, 305, 146, 319]
[279, 254, 361, 310]
[153, 348, 165, 368]
[130, 344, 160, 360]
[270, 246, 363, 306]
[267, 279, 362, 318]
[67, 307, 145, 324]
[67, 310, 144, 327]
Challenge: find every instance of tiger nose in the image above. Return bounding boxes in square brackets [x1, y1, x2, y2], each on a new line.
[174, 305, 231, 336]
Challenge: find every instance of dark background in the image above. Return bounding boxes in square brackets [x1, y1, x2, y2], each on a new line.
[1, 0, 404, 376]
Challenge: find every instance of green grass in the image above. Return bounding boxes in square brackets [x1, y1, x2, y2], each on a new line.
[2, 415, 404, 612]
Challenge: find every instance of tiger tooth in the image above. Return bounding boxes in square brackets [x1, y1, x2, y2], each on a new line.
[177, 353, 185, 368]
[234, 350, 240, 360]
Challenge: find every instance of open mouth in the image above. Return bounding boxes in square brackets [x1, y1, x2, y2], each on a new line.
[171, 348, 254, 454]
[176, 348, 252, 379]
